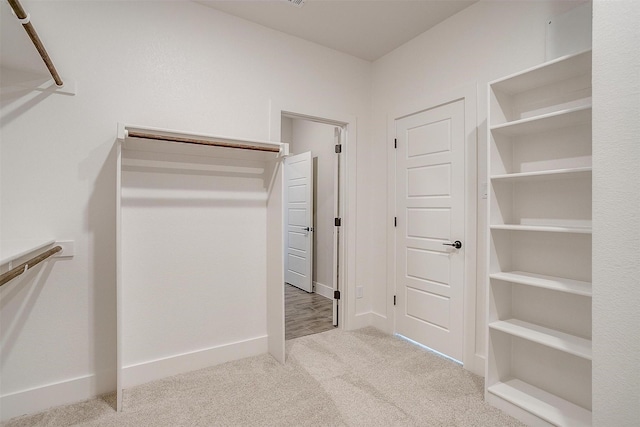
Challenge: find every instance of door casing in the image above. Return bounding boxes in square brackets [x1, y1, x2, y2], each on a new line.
[269, 100, 357, 341]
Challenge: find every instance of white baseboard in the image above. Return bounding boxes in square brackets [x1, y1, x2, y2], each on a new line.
[348, 311, 373, 330]
[1, 373, 111, 422]
[122, 335, 268, 389]
[313, 281, 333, 299]
[370, 312, 392, 333]
[350, 311, 391, 331]
[466, 354, 485, 377]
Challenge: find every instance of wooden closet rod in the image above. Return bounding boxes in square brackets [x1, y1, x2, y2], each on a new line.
[8, 0, 63, 86]
[0, 246, 62, 287]
[127, 131, 281, 153]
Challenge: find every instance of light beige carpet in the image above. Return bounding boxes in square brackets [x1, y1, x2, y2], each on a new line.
[3, 327, 524, 426]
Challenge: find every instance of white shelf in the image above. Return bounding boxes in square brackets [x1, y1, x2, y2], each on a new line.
[490, 224, 592, 234]
[1, 239, 56, 266]
[491, 167, 591, 183]
[489, 319, 592, 360]
[488, 379, 592, 427]
[490, 271, 592, 297]
[490, 105, 591, 136]
[490, 50, 592, 95]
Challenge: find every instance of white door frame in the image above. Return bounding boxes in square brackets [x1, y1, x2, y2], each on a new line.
[269, 100, 357, 332]
[386, 83, 481, 375]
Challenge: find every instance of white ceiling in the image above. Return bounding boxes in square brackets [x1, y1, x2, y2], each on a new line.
[196, 0, 477, 61]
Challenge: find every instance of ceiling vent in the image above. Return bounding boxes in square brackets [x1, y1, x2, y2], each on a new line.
[283, 0, 305, 7]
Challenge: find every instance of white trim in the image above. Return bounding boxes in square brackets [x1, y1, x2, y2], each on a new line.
[350, 312, 374, 330]
[121, 336, 267, 389]
[0, 374, 109, 422]
[269, 100, 357, 333]
[313, 281, 333, 300]
[386, 82, 482, 376]
[370, 312, 392, 333]
[115, 138, 123, 411]
[485, 392, 556, 427]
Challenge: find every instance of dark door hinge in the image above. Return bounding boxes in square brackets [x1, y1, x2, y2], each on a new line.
[394, 217, 397, 227]
[334, 290, 341, 300]
[335, 218, 342, 227]
[335, 144, 342, 154]
[393, 295, 396, 306]
[394, 138, 397, 149]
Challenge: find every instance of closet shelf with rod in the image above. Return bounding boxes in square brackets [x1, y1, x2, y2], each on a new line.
[118, 124, 289, 160]
[7, 0, 62, 86]
[116, 123, 288, 412]
[6, 0, 76, 95]
[0, 239, 75, 287]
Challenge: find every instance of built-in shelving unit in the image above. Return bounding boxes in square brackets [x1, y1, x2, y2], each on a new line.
[486, 50, 592, 426]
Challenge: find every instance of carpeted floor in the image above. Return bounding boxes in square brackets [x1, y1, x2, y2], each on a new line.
[3, 328, 524, 426]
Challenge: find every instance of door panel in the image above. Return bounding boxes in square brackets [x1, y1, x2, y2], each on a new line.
[407, 208, 451, 240]
[407, 164, 451, 197]
[396, 99, 465, 362]
[288, 185, 307, 202]
[284, 152, 313, 292]
[406, 288, 450, 329]
[407, 119, 451, 156]
[288, 208, 307, 226]
[406, 248, 450, 285]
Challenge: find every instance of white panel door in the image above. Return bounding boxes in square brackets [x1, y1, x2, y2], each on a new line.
[395, 99, 465, 362]
[284, 151, 313, 292]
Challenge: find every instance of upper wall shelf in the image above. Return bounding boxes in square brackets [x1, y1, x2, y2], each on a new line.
[118, 124, 289, 162]
[490, 105, 591, 136]
[490, 50, 592, 94]
[488, 50, 592, 128]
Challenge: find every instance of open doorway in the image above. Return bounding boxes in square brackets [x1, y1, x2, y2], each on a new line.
[281, 115, 342, 340]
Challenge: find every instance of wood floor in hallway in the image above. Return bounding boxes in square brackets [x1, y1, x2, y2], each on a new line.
[285, 283, 335, 340]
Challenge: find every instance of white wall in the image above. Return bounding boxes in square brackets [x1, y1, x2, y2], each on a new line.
[370, 0, 582, 359]
[592, 1, 640, 425]
[0, 1, 370, 419]
[289, 119, 336, 295]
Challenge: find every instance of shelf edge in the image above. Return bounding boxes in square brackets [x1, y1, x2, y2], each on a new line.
[489, 271, 592, 297]
[488, 379, 592, 427]
[489, 319, 592, 360]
